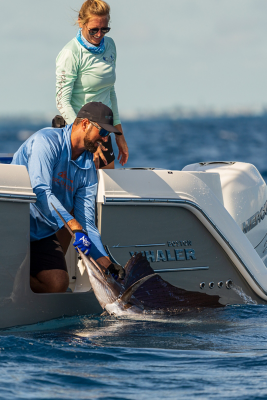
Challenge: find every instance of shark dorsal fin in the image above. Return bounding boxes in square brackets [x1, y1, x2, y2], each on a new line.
[119, 273, 158, 304]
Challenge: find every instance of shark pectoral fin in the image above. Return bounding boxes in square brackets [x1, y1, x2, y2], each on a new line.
[119, 273, 159, 304]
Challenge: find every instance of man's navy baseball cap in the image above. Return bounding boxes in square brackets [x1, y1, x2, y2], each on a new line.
[77, 102, 122, 135]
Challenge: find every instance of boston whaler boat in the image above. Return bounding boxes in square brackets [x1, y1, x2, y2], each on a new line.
[0, 157, 267, 328]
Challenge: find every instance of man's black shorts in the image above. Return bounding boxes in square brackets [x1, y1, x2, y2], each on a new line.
[30, 234, 68, 277]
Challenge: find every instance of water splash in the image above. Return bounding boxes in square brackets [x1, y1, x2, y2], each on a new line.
[232, 284, 257, 305]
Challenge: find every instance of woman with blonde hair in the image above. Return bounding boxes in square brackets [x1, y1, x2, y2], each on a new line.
[55, 0, 128, 169]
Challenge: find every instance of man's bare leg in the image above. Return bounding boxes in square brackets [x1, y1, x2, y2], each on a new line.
[30, 270, 69, 293]
[30, 256, 112, 293]
[56, 227, 72, 255]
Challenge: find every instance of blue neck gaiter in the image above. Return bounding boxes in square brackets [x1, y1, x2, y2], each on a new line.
[76, 28, 105, 54]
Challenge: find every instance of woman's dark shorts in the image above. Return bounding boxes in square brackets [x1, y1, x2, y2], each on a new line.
[99, 135, 115, 168]
[52, 115, 115, 168]
[30, 234, 68, 277]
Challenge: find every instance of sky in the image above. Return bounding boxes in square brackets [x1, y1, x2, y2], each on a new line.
[0, 0, 266, 118]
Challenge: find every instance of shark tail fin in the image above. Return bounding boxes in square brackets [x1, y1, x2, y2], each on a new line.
[119, 273, 158, 304]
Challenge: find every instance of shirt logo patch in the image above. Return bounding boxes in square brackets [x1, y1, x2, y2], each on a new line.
[58, 171, 73, 183]
[52, 171, 74, 192]
[103, 54, 115, 64]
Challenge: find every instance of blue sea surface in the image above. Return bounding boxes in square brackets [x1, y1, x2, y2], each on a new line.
[1, 115, 267, 176]
[1, 115, 267, 399]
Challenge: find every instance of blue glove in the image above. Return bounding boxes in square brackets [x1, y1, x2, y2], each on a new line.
[73, 230, 91, 255]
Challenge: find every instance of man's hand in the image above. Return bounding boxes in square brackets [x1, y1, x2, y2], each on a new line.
[106, 263, 125, 280]
[93, 143, 108, 170]
[73, 230, 92, 255]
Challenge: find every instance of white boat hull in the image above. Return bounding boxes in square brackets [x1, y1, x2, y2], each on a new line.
[1, 160, 267, 328]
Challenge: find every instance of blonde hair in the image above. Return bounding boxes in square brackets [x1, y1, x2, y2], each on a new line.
[77, 0, 110, 25]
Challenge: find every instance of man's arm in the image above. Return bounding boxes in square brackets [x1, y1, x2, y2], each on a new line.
[27, 133, 74, 230]
[73, 183, 109, 260]
[73, 176, 125, 278]
[68, 218, 82, 231]
[67, 217, 111, 268]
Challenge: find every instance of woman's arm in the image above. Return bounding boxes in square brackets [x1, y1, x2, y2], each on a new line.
[114, 124, 129, 166]
[110, 85, 121, 126]
[56, 49, 79, 124]
[109, 86, 129, 166]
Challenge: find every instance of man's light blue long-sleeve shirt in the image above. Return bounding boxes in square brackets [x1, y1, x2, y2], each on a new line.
[12, 124, 108, 260]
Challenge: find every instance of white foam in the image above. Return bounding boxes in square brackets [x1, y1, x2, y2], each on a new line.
[232, 285, 257, 305]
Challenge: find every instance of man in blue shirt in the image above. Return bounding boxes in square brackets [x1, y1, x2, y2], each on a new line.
[12, 102, 124, 293]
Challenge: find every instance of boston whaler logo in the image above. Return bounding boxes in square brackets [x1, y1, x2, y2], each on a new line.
[241, 200, 267, 233]
[125, 240, 196, 262]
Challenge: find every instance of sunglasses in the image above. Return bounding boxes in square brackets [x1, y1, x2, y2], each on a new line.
[88, 27, 111, 36]
[90, 121, 111, 138]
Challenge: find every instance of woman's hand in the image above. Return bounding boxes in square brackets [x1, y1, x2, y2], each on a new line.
[93, 143, 108, 170]
[114, 124, 129, 166]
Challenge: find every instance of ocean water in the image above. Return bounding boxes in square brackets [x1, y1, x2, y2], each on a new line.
[1, 115, 267, 399]
[1, 114, 267, 176]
